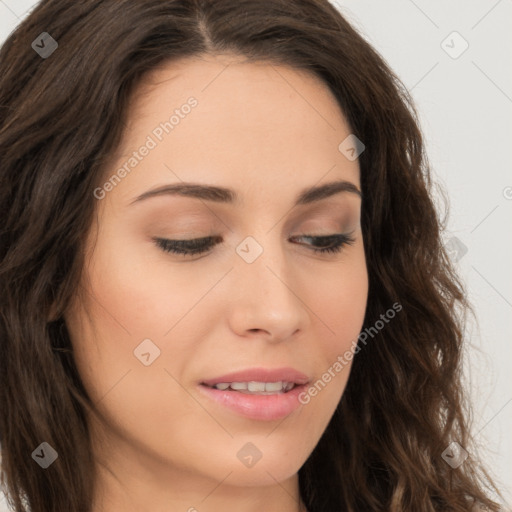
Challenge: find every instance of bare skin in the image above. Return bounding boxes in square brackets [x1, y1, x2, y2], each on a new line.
[64, 53, 368, 512]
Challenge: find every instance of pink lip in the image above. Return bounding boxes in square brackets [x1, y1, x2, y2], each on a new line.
[198, 367, 311, 421]
[200, 367, 310, 386]
[197, 382, 309, 421]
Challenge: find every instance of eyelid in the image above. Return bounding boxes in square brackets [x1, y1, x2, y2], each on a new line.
[153, 231, 356, 257]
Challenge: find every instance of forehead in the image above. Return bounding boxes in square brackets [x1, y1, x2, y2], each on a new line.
[104, 54, 361, 209]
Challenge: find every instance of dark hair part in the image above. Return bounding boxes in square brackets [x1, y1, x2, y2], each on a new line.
[0, 0, 503, 510]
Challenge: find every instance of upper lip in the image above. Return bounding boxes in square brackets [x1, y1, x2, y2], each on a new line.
[201, 367, 310, 387]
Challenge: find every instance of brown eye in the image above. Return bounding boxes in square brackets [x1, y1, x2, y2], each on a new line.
[290, 233, 356, 254]
[154, 232, 355, 258]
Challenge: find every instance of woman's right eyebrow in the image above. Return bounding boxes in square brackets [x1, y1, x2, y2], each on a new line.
[129, 179, 362, 207]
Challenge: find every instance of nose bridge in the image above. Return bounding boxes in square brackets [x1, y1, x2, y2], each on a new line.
[235, 227, 288, 293]
[229, 228, 308, 339]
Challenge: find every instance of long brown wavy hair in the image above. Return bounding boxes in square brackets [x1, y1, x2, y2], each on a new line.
[0, 1, 504, 511]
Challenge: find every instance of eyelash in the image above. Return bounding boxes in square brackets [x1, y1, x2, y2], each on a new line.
[154, 233, 356, 257]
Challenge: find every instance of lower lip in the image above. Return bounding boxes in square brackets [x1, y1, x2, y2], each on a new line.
[197, 383, 308, 421]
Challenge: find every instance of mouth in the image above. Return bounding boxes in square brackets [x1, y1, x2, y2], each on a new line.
[197, 367, 311, 421]
[200, 381, 299, 394]
[199, 367, 310, 394]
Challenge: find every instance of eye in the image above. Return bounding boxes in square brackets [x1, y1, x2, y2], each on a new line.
[291, 233, 356, 254]
[154, 236, 221, 256]
[153, 232, 356, 257]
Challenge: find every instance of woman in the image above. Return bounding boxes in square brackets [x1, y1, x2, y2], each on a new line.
[0, 0, 504, 511]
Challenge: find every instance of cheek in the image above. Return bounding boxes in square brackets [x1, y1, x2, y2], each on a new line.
[79, 232, 204, 341]
[64, 230, 226, 425]
[285, 242, 368, 421]
[309, 241, 369, 354]
[64, 277, 203, 460]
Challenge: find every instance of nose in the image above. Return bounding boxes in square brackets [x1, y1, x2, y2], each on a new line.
[227, 237, 311, 343]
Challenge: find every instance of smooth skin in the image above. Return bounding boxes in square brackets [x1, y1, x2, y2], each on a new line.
[64, 53, 369, 512]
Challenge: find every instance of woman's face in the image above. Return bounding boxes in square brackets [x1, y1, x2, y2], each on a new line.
[65, 54, 368, 507]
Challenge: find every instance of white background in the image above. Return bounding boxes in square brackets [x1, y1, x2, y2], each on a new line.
[0, 1, 511, 510]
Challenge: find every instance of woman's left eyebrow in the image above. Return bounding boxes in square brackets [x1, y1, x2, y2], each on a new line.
[129, 179, 361, 207]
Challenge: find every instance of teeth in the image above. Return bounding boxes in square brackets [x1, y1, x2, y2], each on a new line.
[211, 381, 296, 393]
[230, 382, 248, 391]
[248, 381, 266, 392]
[263, 381, 284, 392]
